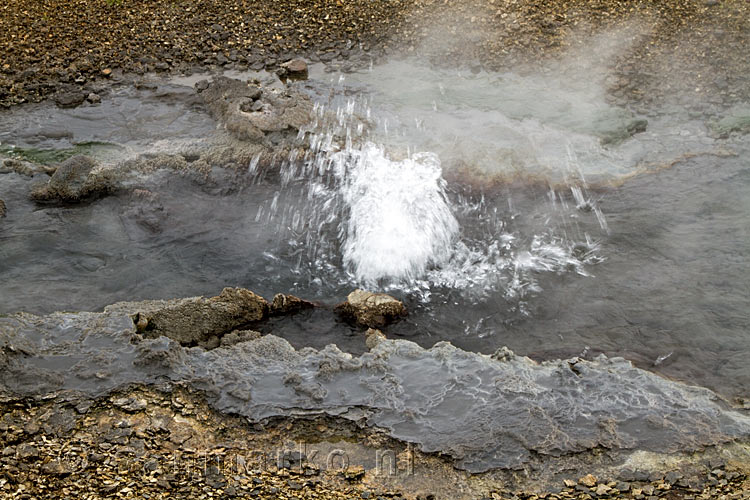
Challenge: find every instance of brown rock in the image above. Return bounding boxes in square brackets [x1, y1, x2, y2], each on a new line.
[335, 289, 406, 328]
[595, 483, 611, 495]
[54, 88, 86, 108]
[281, 58, 309, 80]
[16, 444, 40, 460]
[365, 328, 386, 349]
[270, 293, 314, 315]
[220, 329, 261, 347]
[579, 474, 597, 487]
[0, 198, 5, 218]
[200, 76, 312, 143]
[41, 460, 72, 476]
[29, 155, 116, 203]
[134, 287, 269, 346]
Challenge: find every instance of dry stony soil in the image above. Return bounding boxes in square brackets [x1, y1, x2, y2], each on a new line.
[2, 0, 750, 498]
[0, 0, 749, 108]
[2, 386, 750, 500]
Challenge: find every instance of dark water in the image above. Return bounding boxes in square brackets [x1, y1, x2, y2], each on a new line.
[1, 63, 749, 403]
[388, 153, 750, 399]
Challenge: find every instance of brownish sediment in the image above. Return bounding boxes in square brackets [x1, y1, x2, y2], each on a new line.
[2, 386, 750, 499]
[1, 0, 748, 108]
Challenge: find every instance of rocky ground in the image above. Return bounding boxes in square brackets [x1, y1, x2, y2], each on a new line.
[1, 386, 749, 500]
[2, 1, 750, 498]
[1, 0, 749, 109]
[1, 286, 750, 499]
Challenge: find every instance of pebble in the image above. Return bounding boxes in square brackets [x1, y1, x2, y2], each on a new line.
[579, 474, 597, 487]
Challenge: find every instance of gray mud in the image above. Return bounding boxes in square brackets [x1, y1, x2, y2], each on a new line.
[0, 82, 215, 160]
[1, 301, 749, 473]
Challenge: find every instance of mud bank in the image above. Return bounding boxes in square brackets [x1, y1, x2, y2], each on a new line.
[1, 289, 750, 487]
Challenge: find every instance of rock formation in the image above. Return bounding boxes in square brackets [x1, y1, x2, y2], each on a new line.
[335, 289, 406, 328]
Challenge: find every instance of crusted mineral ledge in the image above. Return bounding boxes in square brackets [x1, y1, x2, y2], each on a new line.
[2, 289, 750, 496]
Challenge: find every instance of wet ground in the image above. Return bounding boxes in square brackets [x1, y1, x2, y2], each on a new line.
[2, 59, 748, 403]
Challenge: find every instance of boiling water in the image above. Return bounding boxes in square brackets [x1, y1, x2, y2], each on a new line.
[1, 60, 749, 403]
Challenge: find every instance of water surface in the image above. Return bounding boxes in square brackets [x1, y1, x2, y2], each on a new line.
[1, 60, 749, 401]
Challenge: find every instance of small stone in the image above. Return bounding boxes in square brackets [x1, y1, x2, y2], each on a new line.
[75, 400, 93, 414]
[287, 480, 303, 490]
[112, 396, 147, 412]
[243, 85, 262, 101]
[195, 79, 209, 92]
[614, 482, 631, 492]
[86, 93, 101, 104]
[29, 155, 116, 204]
[492, 346, 515, 362]
[594, 483, 610, 496]
[632, 470, 650, 482]
[16, 444, 40, 460]
[101, 68, 112, 77]
[281, 58, 308, 80]
[134, 287, 269, 346]
[344, 465, 365, 481]
[365, 328, 386, 349]
[563, 479, 576, 488]
[41, 460, 71, 476]
[335, 289, 406, 328]
[665, 471, 683, 484]
[271, 293, 314, 315]
[134, 313, 149, 332]
[54, 89, 86, 108]
[579, 474, 597, 487]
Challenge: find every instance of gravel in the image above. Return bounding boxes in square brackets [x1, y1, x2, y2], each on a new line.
[1, 386, 749, 499]
[1, 0, 749, 108]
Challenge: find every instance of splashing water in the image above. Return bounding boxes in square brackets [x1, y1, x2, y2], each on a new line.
[332, 143, 458, 282]
[259, 95, 605, 301]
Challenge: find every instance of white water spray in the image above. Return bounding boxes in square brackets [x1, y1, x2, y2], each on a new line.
[331, 143, 458, 281]
[260, 84, 606, 301]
